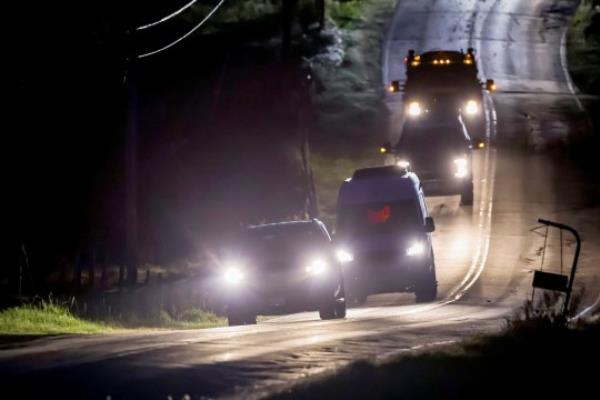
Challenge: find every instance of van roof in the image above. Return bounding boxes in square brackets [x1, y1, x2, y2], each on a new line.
[339, 167, 420, 205]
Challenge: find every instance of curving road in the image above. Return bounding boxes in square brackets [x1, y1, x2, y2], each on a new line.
[2, 1, 599, 399]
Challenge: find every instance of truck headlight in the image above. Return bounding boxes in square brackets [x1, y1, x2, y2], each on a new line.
[224, 266, 245, 285]
[453, 157, 469, 178]
[406, 241, 425, 257]
[407, 101, 423, 117]
[397, 160, 410, 169]
[464, 100, 479, 115]
[306, 259, 328, 275]
[335, 249, 354, 263]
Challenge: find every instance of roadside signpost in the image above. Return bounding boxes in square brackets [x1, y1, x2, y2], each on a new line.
[531, 219, 581, 319]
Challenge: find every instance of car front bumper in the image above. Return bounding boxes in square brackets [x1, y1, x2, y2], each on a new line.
[224, 277, 342, 314]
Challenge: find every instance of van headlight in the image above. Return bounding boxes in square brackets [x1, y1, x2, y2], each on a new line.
[406, 241, 425, 257]
[224, 266, 245, 285]
[335, 249, 354, 263]
[464, 100, 479, 115]
[306, 259, 328, 276]
[407, 101, 423, 117]
[453, 157, 469, 178]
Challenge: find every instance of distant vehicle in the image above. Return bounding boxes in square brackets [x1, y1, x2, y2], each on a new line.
[389, 48, 496, 146]
[220, 220, 346, 326]
[381, 115, 474, 205]
[335, 166, 437, 304]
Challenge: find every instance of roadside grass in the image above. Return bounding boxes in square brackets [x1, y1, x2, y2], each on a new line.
[272, 316, 600, 399]
[567, 0, 600, 95]
[0, 299, 227, 335]
[140, 309, 227, 330]
[0, 301, 116, 335]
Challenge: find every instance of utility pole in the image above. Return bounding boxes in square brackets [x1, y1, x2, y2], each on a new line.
[124, 30, 139, 287]
[316, 0, 325, 30]
[281, 0, 298, 57]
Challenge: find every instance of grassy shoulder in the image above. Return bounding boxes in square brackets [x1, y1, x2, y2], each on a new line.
[0, 301, 227, 336]
[0, 302, 117, 335]
[567, 0, 600, 94]
[311, 0, 396, 227]
[272, 317, 600, 399]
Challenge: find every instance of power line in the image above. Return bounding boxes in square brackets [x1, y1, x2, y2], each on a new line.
[137, 0, 226, 59]
[136, 0, 201, 31]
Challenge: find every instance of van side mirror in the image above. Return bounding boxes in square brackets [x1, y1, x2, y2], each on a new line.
[425, 217, 435, 233]
[485, 79, 496, 92]
[379, 141, 392, 154]
[388, 80, 401, 93]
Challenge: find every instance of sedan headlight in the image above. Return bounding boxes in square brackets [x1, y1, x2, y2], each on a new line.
[406, 241, 425, 257]
[407, 101, 423, 117]
[224, 266, 245, 285]
[453, 157, 469, 178]
[464, 99, 479, 115]
[335, 249, 354, 263]
[306, 259, 328, 275]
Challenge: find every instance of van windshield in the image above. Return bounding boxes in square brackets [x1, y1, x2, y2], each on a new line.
[336, 200, 423, 238]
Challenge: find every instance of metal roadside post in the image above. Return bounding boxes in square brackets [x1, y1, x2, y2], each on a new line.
[531, 219, 581, 320]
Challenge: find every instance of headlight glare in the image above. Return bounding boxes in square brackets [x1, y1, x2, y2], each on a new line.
[397, 160, 410, 169]
[464, 100, 479, 115]
[407, 101, 423, 117]
[335, 249, 354, 263]
[306, 259, 328, 275]
[406, 241, 425, 257]
[453, 157, 469, 178]
[224, 267, 245, 285]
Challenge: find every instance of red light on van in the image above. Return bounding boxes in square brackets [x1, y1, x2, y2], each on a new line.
[368, 205, 391, 224]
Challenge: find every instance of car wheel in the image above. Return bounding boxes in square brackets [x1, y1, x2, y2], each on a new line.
[461, 181, 474, 206]
[227, 308, 257, 326]
[414, 261, 437, 303]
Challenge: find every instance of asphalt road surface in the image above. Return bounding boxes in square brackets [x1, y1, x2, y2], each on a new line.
[2, 1, 599, 399]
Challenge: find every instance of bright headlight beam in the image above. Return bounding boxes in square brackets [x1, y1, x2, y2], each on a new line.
[453, 158, 469, 178]
[407, 102, 422, 117]
[224, 267, 245, 285]
[465, 100, 479, 115]
[335, 249, 354, 263]
[406, 241, 425, 257]
[306, 259, 328, 275]
[397, 160, 410, 169]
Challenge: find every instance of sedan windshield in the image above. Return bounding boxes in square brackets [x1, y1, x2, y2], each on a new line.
[234, 224, 328, 269]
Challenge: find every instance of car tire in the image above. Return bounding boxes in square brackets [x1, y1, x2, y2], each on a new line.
[461, 181, 474, 206]
[414, 260, 437, 303]
[227, 308, 257, 326]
